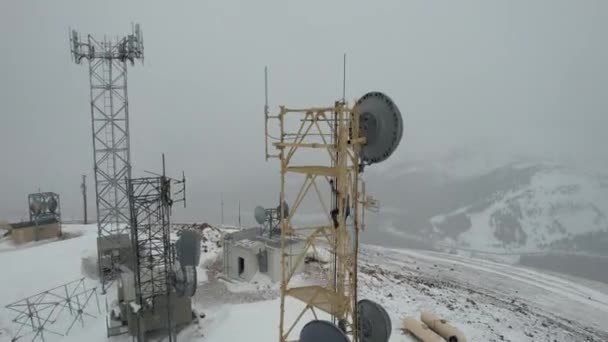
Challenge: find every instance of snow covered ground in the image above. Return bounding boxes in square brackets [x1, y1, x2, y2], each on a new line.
[358, 246, 608, 341]
[1, 224, 607, 341]
[0, 224, 110, 342]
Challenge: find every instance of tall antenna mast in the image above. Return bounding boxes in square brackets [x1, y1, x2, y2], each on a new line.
[265, 66, 269, 114]
[238, 200, 241, 229]
[342, 53, 347, 102]
[69, 24, 144, 293]
[221, 193, 224, 226]
[81, 175, 87, 224]
[264, 66, 270, 160]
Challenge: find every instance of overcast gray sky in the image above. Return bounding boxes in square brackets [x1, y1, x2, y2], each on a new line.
[0, 0, 607, 224]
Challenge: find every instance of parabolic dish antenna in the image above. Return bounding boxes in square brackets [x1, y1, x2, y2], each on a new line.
[175, 230, 202, 267]
[254, 205, 267, 225]
[355, 92, 403, 165]
[29, 196, 48, 216]
[299, 320, 349, 342]
[174, 265, 197, 297]
[357, 299, 392, 342]
[173, 230, 200, 297]
[48, 197, 58, 214]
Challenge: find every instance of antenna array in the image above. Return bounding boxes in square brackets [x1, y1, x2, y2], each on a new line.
[69, 24, 144, 293]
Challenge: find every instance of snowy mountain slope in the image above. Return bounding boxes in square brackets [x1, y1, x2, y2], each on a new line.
[433, 165, 608, 253]
[364, 161, 608, 255]
[2, 224, 608, 342]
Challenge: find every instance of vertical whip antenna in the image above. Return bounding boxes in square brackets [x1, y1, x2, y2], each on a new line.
[264, 66, 270, 160]
[342, 53, 347, 103]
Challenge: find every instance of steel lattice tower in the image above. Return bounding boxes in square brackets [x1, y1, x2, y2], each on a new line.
[127, 156, 185, 342]
[69, 25, 144, 292]
[127, 176, 174, 341]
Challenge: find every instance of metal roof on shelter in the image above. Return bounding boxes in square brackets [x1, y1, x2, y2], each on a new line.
[226, 227, 303, 250]
[10, 217, 59, 229]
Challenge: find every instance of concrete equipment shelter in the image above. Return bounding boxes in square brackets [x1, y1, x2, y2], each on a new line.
[10, 218, 61, 244]
[223, 227, 305, 282]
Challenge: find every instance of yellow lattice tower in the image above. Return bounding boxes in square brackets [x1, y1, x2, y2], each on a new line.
[265, 84, 402, 342]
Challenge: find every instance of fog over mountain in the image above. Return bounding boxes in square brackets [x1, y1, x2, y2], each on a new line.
[1, 1, 607, 233]
[362, 158, 608, 256]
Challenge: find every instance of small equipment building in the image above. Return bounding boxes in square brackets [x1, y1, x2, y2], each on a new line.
[223, 227, 305, 282]
[10, 192, 62, 244]
[10, 217, 62, 244]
